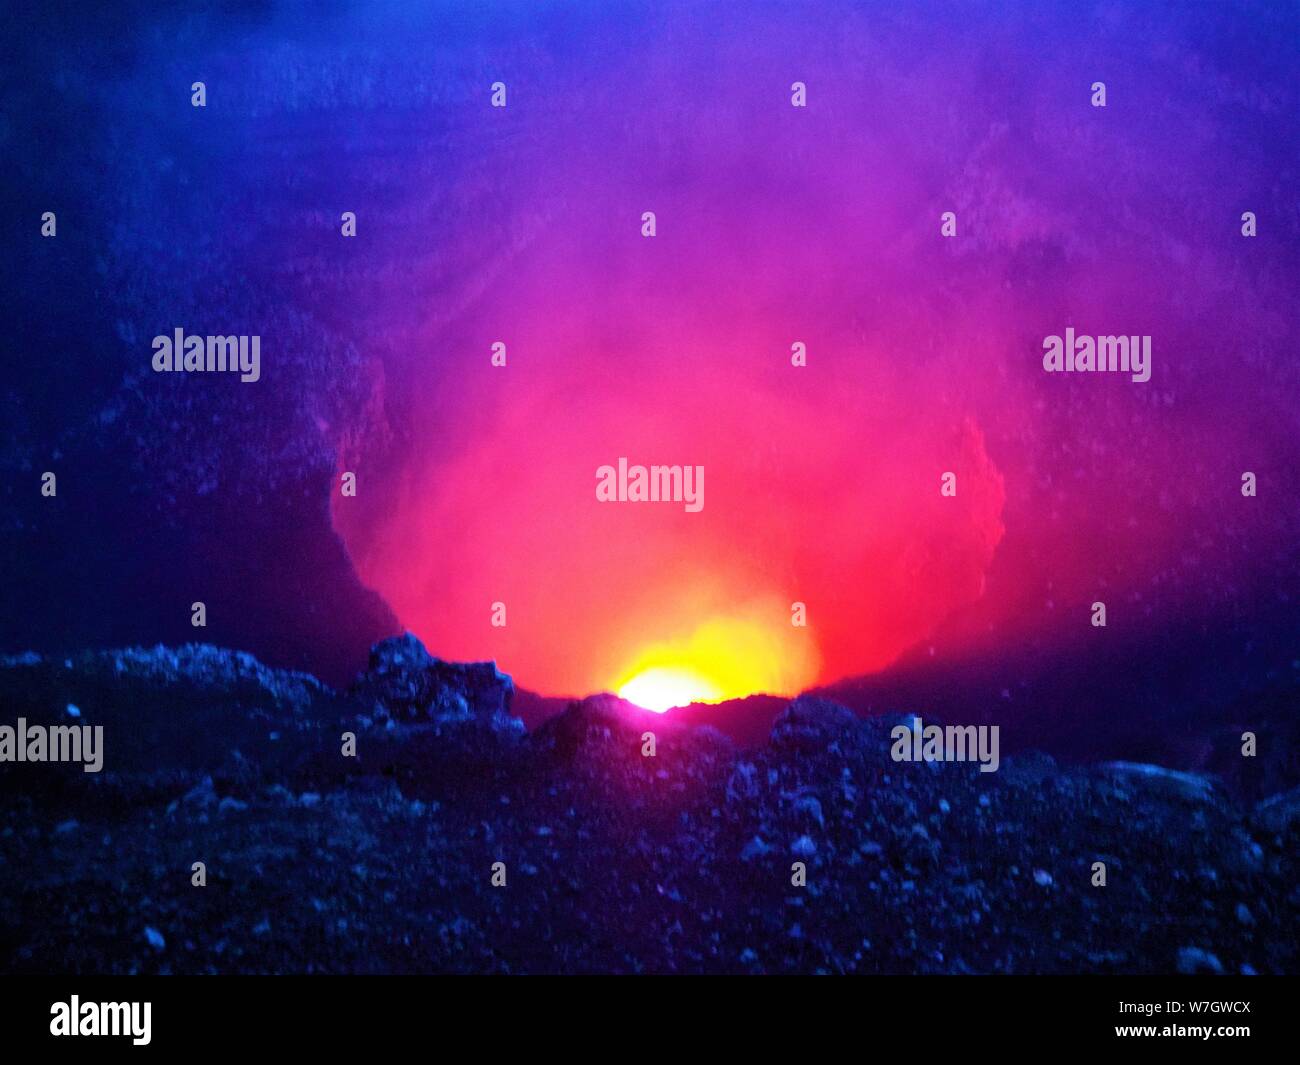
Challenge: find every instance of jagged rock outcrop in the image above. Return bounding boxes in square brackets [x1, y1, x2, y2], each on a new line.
[334, 634, 524, 798]
[350, 633, 520, 732]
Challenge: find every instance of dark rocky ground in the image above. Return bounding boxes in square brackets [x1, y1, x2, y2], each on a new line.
[0, 634, 1296, 975]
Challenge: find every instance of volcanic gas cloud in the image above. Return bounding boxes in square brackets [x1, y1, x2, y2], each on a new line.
[323, 3, 1298, 703]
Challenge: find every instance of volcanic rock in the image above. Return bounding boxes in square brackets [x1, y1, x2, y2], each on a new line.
[351, 633, 517, 730]
[0, 645, 1295, 975]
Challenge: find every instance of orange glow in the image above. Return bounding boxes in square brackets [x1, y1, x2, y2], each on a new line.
[613, 612, 821, 711]
[619, 666, 719, 712]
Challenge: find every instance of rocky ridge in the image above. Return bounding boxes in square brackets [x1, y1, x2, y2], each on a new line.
[0, 636, 1295, 974]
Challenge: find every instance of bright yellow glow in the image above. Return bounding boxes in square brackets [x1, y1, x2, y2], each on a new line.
[618, 666, 721, 713]
[613, 611, 820, 712]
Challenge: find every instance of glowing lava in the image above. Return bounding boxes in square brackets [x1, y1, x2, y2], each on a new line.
[612, 612, 820, 712]
[618, 666, 721, 713]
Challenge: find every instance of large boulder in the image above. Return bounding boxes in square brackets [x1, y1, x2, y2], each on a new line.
[530, 694, 734, 816]
[535, 693, 730, 760]
[350, 633, 518, 733]
[335, 635, 524, 798]
[1099, 761, 1217, 803]
[769, 695, 864, 753]
[1254, 786, 1300, 835]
